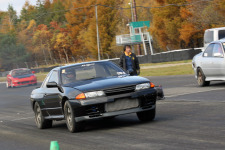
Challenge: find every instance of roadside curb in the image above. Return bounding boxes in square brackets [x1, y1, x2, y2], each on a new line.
[141, 62, 191, 69]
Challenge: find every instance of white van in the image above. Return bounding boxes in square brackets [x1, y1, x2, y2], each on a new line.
[204, 27, 225, 47]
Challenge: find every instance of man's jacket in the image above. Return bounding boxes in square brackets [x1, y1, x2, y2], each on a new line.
[119, 53, 140, 75]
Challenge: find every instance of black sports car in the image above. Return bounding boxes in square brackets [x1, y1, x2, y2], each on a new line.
[30, 60, 164, 132]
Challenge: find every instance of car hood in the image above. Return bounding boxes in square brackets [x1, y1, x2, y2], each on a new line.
[193, 52, 203, 61]
[66, 76, 150, 92]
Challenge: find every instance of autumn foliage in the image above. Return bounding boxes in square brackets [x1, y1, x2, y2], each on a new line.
[0, 0, 224, 69]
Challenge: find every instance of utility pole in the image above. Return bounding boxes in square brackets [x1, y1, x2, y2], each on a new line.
[133, 0, 142, 55]
[129, 0, 134, 22]
[133, 0, 137, 22]
[95, 5, 101, 60]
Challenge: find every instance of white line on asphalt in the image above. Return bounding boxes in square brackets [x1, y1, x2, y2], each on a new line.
[0, 82, 6, 84]
[166, 87, 225, 98]
[11, 117, 33, 121]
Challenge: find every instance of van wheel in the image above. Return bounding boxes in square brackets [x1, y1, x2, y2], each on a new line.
[197, 68, 210, 87]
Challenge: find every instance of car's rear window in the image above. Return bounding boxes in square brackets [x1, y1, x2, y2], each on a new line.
[61, 61, 126, 85]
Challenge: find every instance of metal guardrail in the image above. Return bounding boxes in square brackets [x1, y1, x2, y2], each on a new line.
[0, 48, 202, 77]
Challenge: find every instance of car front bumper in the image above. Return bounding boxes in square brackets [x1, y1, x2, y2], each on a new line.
[69, 88, 158, 122]
[75, 105, 155, 122]
[12, 80, 37, 87]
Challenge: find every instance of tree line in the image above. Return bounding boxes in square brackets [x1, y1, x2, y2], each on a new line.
[0, 0, 224, 70]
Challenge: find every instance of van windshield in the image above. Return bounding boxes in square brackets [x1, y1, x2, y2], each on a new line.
[219, 30, 225, 40]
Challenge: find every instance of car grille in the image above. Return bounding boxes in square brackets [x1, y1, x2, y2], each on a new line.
[75, 104, 105, 117]
[104, 85, 135, 96]
[139, 94, 156, 109]
[105, 98, 139, 112]
[18, 81, 30, 84]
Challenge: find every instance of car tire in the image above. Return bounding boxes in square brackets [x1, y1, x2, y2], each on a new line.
[64, 101, 84, 133]
[6, 81, 11, 88]
[197, 68, 210, 87]
[10, 81, 15, 88]
[103, 116, 116, 120]
[34, 102, 52, 129]
[136, 108, 156, 122]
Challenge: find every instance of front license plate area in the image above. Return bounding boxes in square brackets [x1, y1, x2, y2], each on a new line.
[105, 98, 139, 112]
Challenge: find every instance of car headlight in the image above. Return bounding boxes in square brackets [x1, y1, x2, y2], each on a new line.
[85, 91, 105, 98]
[76, 91, 105, 100]
[135, 83, 150, 91]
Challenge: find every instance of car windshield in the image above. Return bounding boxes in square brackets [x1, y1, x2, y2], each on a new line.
[12, 69, 32, 77]
[61, 61, 126, 85]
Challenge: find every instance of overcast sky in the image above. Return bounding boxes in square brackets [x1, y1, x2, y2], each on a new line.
[0, 0, 37, 16]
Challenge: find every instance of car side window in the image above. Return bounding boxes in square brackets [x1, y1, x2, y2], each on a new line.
[41, 71, 52, 88]
[212, 43, 224, 57]
[48, 71, 58, 84]
[203, 44, 214, 57]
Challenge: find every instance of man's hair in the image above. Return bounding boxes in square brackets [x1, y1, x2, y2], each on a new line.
[123, 45, 131, 51]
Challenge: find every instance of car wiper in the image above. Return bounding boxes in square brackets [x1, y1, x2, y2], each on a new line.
[85, 77, 103, 80]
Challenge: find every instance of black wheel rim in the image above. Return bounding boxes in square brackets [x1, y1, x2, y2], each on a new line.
[35, 105, 41, 125]
[197, 71, 203, 85]
[66, 105, 73, 129]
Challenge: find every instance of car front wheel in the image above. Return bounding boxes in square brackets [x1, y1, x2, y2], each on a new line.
[64, 101, 84, 133]
[197, 68, 210, 87]
[137, 108, 156, 122]
[6, 81, 11, 88]
[34, 102, 52, 129]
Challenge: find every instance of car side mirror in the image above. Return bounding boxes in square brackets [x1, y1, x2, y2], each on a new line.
[203, 53, 208, 57]
[46, 82, 64, 93]
[32, 71, 35, 74]
[46, 82, 58, 88]
[213, 53, 224, 58]
[126, 71, 130, 76]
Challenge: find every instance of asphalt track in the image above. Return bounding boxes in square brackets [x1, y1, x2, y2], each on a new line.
[0, 75, 225, 150]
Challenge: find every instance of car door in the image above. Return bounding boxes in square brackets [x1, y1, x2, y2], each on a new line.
[43, 70, 63, 116]
[211, 43, 225, 77]
[201, 43, 214, 77]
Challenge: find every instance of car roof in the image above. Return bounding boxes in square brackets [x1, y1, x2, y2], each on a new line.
[211, 38, 225, 44]
[52, 60, 110, 71]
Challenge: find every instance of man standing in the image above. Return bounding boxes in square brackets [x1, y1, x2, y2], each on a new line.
[119, 45, 140, 76]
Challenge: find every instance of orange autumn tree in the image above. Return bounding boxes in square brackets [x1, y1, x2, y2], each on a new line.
[179, 0, 225, 48]
[78, 0, 122, 59]
[179, 4, 199, 48]
[214, 0, 225, 15]
[65, 0, 95, 58]
[54, 30, 72, 63]
[17, 20, 36, 60]
[33, 24, 53, 63]
[149, 0, 187, 51]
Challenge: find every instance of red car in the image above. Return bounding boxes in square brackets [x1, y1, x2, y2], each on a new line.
[6, 68, 37, 88]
